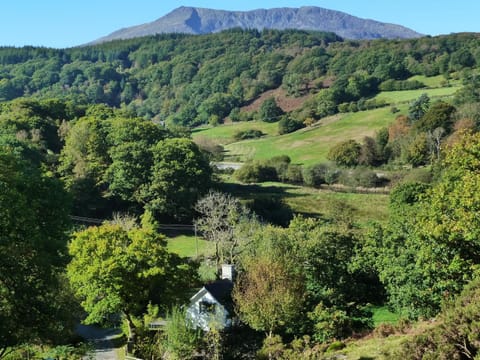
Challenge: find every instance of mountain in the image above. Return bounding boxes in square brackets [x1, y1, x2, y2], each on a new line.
[91, 6, 422, 44]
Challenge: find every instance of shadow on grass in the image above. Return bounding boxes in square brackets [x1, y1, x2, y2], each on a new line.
[219, 182, 300, 197]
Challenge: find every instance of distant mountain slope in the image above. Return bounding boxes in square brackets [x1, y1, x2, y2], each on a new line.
[92, 6, 422, 44]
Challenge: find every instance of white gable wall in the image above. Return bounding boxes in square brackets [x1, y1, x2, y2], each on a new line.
[186, 288, 231, 331]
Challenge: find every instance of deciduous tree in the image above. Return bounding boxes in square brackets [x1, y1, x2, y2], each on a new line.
[67, 223, 197, 339]
[0, 150, 72, 356]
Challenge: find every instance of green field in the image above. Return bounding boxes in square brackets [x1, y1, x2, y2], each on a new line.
[223, 106, 406, 165]
[192, 121, 278, 142]
[166, 235, 212, 258]
[222, 180, 390, 225]
[375, 85, 461, 104]
[407, 74, 458, 88]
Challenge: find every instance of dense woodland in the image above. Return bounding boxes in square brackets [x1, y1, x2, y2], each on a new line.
[2, 29, 480, 359]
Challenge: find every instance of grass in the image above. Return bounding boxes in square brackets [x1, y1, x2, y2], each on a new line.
[192, 121, 278, 142]
[333, 333, 409, 359]
[222, 180, 389, 225]
[166, 235, 213, 258]
[329, 320, 438, 360]
[375, 86, 461, 104]
[408, 74, 462, 88]
[370, 306, 402, 326]
[224, 106, 406, 166]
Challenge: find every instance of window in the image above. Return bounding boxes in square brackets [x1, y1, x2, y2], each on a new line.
[199, 301, 216, 314]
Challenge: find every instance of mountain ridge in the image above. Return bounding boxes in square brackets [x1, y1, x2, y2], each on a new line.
[91, 6, 423, 44]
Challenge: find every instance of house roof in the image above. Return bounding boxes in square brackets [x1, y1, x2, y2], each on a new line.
[204, 279, 233, 306]
[190, 279, 234, 312]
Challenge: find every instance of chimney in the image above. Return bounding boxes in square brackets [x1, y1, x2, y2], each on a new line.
[221, 264, 235, 282]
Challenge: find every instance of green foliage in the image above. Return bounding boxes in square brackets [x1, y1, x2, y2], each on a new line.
[379, 79, 425, 91]
[0, 149, 73, 352]
[339, 167, 382, 188]
[398, 276, 480, 359]
[389, 182, 430, 209]
[0, 31, 479, 129]
[302, 163, 331, 187]
[408, 93, 430, 122]
[404, 132, 430, 167]
[158, 306, 202, 360]
[142, 138, 213, 221]
[327, 139, 362, 167]
[233, 253, 306, 336]
[67, 223, 197, 331]
[414, 100, 456, 133]
[259, 97, 284, 123]
[233, 129, 265, 141]
[234, 161, 277, 183]
[365, 133, 480, 319]
[278, 115, 305, 135]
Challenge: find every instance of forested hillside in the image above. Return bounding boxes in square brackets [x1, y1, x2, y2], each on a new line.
[1, 30, 479, 129]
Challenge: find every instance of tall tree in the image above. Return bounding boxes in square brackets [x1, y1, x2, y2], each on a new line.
[0, 149, 72, 357]
[233, 254, 305, 338]
[194, 191, 258, 270]
[143, 138, 212, 221]
[67, 223, 197, 339]
[369, 133, 480, 318]
[259, 97, 284, 123]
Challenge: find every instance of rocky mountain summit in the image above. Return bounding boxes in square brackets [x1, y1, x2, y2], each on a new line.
[92, 6, 422, 44]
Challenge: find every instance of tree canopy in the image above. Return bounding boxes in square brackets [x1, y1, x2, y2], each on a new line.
[0, 149, 72, 355]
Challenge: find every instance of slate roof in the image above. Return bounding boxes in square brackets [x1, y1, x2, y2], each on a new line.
[204, 279, 233, 303]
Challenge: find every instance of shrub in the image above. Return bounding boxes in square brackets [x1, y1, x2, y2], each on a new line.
[397, 277, 480, 360]
[234, 161, 277, 183]
[158, 306, 202, 360]
[233, 129, 265, 141]
[327, 140, 361, 167]
[266, 155, 291, 181]
[285, 164, 303, 184]
[302, 163, 329, 187]
[339, 168, 381, 188]
[278, 115, 305, 135]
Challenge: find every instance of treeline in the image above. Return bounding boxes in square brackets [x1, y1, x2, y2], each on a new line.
[1, 31, 480, 128]
[0, 98, 213, 222]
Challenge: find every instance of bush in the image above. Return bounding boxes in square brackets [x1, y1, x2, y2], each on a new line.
[302, 163, 330, 187]
[233, 129, 265, 141]
[327, 140, 361, 167]
[379, 79, 425, 91]
[158, 306, 202, 360]
[285, 164, 303, 184]
[234, 161, 277, 183]
[266, 155, 291, 181]
[397, 277, 480, 360]
[308, 302, 372, 343]
[278, 115, 305, 135]
[339, 168, 382, 188]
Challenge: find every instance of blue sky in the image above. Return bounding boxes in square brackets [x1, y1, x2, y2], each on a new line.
[0, 0, 477, 48]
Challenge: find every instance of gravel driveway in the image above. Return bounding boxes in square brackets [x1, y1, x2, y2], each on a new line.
[76, 324, 122, 360]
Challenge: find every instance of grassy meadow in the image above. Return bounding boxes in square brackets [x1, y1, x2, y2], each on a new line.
[221, 105, 407, 165]
[222, 180, 390, 225]
[166, 234, 213, 258]
[374, 85, 461, 104]
[192, 120, 278, 142]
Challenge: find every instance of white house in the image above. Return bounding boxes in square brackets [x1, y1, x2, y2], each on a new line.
[186, 264, 235, 331]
